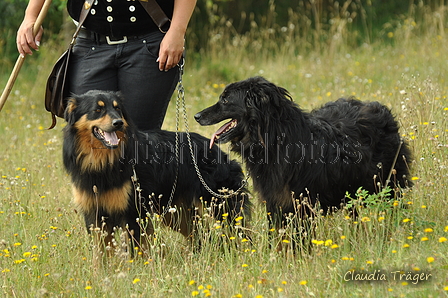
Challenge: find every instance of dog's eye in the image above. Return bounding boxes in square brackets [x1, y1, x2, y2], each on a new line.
[221, 98, 228, 104]
[95, 108, 102, 113]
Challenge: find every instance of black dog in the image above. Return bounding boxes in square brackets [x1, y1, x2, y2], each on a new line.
[195, 76, 412, 243]
[63, 90, 250, 252]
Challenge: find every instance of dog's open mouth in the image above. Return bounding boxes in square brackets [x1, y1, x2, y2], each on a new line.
[209, 119, 237, 149]
[93, 127, 120, 148]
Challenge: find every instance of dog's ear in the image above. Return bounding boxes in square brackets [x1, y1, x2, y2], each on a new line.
[259, 80, 291, 107]
[245, 81, 274, 108]
[259, 82, 292, 107]
[64, 97, 77, 125]
[245, 89, 255, 108]
[272, 85, 292, 106]
[245, 78, 294, 123]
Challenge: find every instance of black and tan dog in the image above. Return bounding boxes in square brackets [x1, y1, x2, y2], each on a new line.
[63, 90, 250, 253]
[195, 77, 412, 245]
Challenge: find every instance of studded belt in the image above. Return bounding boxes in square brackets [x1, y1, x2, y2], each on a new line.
[77, 28, 149, 45]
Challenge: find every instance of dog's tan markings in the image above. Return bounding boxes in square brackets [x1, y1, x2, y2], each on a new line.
[161, 197, 203, 239]
[74, 114, 127, 173]
[97, 114, 114, 130]
[277, 186, 295, 209]
[254, 182, 293, 210]
[116, 130, 126, 141]
[163, 205, 191, 238]
[122, 118, 129, 128]
[72, 180, 132, 214]
[97, 100, 105, 107]
[113, 100, 118, 108]
[66, 98, 77, 114]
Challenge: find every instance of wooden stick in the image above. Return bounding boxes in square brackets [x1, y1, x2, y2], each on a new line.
[0, 0, 53, 112]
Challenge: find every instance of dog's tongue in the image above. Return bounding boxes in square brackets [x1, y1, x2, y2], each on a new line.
[209, 120, 234, 149]
[104, 131, 120, 146]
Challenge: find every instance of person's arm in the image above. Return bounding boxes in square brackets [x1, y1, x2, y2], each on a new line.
[17, 0, 46, 57]
[157, 0, 196, 71]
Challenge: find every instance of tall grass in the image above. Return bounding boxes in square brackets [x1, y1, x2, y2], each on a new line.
[1, 2, 448, 297]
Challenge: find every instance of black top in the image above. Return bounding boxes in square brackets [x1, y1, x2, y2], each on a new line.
[67, 0, 174, 37]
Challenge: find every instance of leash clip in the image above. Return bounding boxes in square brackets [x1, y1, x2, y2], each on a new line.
[178, 56, 185, 77]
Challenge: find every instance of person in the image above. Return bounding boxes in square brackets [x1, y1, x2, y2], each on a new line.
[17, 0, 196, 131]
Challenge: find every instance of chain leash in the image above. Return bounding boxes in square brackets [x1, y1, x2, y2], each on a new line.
[175, 58, 249, 199]
[159, 62, 184, 217]
[132, 58, 249, 220]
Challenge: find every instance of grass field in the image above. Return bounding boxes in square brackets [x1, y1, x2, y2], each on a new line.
[1, 4, 448, 297]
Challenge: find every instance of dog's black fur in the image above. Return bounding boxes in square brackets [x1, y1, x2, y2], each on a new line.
[195, 76, 412, 238]
[63, 90, 250, 250]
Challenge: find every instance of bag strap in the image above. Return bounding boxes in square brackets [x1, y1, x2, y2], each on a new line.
[138, 0, 170, 32]
[49, 0, 93, 51]
[47, 0, 95, 129]
[70, 0, 95, 45]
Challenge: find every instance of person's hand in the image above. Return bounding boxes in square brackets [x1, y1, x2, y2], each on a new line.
[157, 28, 185, 72]
[16, 18, 43, 57]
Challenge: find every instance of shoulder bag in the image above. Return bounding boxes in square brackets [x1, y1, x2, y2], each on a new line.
[45, 0, 94, 129]
[45, 0, 170, 129]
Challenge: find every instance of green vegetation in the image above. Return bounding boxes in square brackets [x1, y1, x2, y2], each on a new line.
[1, 1, 447, 297]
